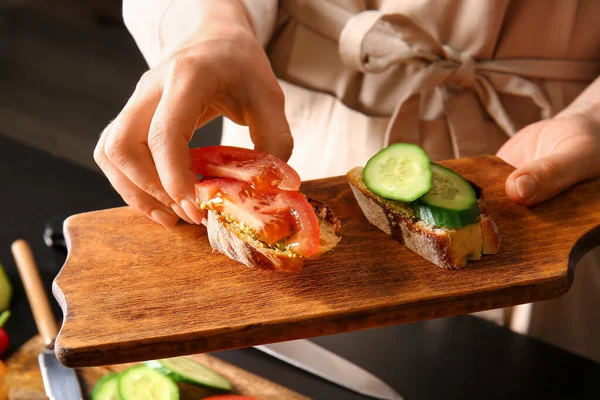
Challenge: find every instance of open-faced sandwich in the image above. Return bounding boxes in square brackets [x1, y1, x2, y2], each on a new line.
[191, 146, 341, 272]
[347, 143, 500, 269]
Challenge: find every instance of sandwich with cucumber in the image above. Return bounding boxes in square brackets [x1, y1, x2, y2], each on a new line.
[347, 143, 500, 269]
[192, 146, 341, 272]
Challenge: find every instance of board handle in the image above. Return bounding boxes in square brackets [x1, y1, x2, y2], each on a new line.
[11, 239, 59, 348]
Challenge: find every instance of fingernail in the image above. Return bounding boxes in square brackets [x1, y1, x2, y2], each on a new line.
[172, 203, 193, 224]
[181, 199, 204, 225]
[516, 175, 536, 201]
[150, 209, 178, 228]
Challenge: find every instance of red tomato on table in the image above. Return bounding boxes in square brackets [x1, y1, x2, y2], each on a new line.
[0, 311, 9, 357]
[0, 330, 7, 357]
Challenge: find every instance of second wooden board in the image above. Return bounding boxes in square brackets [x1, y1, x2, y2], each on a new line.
[7, 335, 308, 399]
[53, 156, 600, 368]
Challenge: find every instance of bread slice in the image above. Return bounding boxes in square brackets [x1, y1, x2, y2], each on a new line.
[204, 197, 342, 272]
[347, 167, 500, 269]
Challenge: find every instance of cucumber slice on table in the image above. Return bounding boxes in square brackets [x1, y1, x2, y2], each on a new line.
[91, 373, 120, 400]
[413, 163, 480, 228]
[145, 357, 232, 391]
[363, 143, 432, 202]
[118, 365, 179, 400]
[0, 262, 12, 311]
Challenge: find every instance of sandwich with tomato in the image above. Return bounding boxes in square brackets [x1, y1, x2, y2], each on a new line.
[191, 146, 341, 272]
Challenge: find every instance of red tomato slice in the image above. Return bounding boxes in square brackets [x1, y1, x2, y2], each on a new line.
[190, 146, 301, 191]
[197, 179, 292, 244]
[202, 396, 259, 400]
[196, 179, 320, 257]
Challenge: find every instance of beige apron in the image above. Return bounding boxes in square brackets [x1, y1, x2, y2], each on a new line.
[221, 0, 600, 362]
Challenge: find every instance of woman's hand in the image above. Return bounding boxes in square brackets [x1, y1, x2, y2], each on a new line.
[497, 114, 600, 206]
[94, 2, 292, 228]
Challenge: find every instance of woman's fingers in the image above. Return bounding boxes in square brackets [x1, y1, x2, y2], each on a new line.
[505, 134, 600, 206]
[102, 72, 194, 224]
[194, 107, 221, 130]
[246, 79, 293, 162]
[146, 59, 214, 225]
[94, 125, 180, 228]
[94, 27, 294, 227]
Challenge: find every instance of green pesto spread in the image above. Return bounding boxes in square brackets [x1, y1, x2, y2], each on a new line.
[220, 214, 299, 258]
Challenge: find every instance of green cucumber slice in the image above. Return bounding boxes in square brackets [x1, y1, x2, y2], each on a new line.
[0, 262, 13, 311]
[362, 143, 432, 202]
[118, 365, 179, 400]
[413, 163, 480, 228]
[145, 358, 232, 391]
[91, 373, 120, 400]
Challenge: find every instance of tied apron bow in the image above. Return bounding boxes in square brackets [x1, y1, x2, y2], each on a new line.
[282, 1, 600, 157]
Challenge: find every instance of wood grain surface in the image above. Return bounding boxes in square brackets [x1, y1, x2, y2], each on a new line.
[6, 335, 308, 400]
[53, 156, 600, 368]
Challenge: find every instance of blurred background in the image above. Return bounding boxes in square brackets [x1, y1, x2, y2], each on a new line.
[0, 0, 222, 172]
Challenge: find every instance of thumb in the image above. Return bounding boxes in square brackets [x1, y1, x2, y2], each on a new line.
[505, 151, 598, 206]
[246, 87, 294, 163]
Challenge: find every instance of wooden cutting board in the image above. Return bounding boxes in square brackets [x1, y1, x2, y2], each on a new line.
[6, 335, 308, 399]
[53, 156, 600, 368]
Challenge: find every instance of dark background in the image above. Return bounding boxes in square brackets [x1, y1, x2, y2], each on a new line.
[0, 0, 222, 173]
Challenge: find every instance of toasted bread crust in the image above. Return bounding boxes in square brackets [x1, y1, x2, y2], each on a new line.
[205, 197, 342, 272]
[347, 167, 500, 269]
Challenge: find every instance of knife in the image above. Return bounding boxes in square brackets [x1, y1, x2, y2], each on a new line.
[44, 216, 403, 400]
[255, 340, 403, 400]
[11, 239, 84, 400]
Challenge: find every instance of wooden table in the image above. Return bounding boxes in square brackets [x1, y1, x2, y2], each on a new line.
[1, 135, 600, 399]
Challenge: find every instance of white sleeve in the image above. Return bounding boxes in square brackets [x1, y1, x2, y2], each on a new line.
[122, 0, 279, 68]
[122, 0, 174, 67]
[237, 0, 279, 48]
